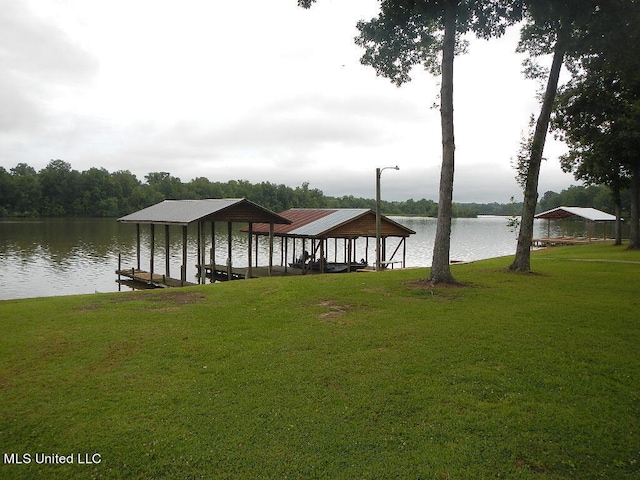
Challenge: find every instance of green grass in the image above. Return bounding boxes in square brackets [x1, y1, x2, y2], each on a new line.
[1, 243, 639, 479]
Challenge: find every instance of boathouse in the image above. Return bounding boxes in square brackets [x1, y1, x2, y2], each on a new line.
[534, 206, 619, 245]
[242, 208, 416, 273]
[117, 198, 291, 286]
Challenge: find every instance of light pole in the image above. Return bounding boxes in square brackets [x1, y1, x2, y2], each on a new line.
[376, 165, 399, 271]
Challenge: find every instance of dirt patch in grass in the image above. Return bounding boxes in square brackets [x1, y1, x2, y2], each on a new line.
[405, 279, 469, 291]
[318, 300, 350, 322]
[75, 290, 207, 311]
[155, 291, 207, 305]
[403, 279, 473, 301]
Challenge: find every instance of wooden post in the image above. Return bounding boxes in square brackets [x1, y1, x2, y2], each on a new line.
[284, 237, 289, 272]
[196, 221, 202, 283]
[165, 224, 170, 278]
[320, 239, 325, 273]
[200, 221, 206, 284]
[280, 236, 285, 266]
[353, 237, 357, 263]
[291, 238, 296, 272]
[227, 221, 233, 281]
[301, 238, 306, 274]
[255, 233, 259, 267]
[269, 222, 274, 276]
[136, 223, 141, 270]
[211, 222, 216, 274]
[149, 223, 155, 283]
[365, 237, 369, 264]
[247, 222, 253, 279]
[118, 253, 121, 291]
[402, 237, 407, 268]
[382, 237, 387, 267]
[181, 225, 187, 284]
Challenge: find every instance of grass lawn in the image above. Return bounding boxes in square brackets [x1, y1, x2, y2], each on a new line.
[1, 243, 639, 479]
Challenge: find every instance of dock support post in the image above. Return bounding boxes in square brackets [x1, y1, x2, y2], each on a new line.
[301, 238, 307, 274]
[365, 237, 369, 264]
[227, 221, 233, 281]
[149, 224, 155, 284]
[211, 222, 216, 278]
[383, 237, 387, 267]
[165, 224, 170, 278]
[280, 236, 284, 266]
[181, 225, 187, 284]
[269, 222, 274, 276]
[136, 223, 141, 270]
[284, 237, 288, 272]
[402, 237, 407, 268]
[200, 221, 206, 284]
[247, 223, 253, 279]
[254, 233, 259, 268]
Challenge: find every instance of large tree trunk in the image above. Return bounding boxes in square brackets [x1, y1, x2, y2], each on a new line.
[428, 0, 458, 285]
[509, 27, 567, 272]
[628, 162, 640, 249]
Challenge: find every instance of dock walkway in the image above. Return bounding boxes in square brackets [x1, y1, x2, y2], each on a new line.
[199, 264, 309, 281]
[532, 237, 611, 247]
[116, 268, 197, 288]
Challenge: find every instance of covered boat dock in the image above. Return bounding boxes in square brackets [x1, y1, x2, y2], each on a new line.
[117, 198, 291, 287]
[533, 206, 619, 246]
[238, 208, 416, 274]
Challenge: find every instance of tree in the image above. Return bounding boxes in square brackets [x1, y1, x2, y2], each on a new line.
[510, 0, 633, 269]
[39, 159, 80, 215]
[551, 0, 640, 248]
[144, 171, 183, 199]
[300, 0, 522, 284]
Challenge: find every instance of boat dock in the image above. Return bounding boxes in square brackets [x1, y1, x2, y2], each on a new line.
[116, 268, 197, 288]
[198, 263, 316, 281]
[532, 237, 612, 247]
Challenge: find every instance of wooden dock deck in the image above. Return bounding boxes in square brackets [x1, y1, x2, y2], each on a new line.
[532, 237, 611, 247]
[116, 268, 197, 288]
[198, 264, 310, 281]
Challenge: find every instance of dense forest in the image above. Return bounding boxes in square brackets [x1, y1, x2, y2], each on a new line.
[0, 160, 625, 218]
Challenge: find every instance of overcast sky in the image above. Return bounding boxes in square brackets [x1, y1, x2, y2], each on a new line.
[1, 0, 579, 203]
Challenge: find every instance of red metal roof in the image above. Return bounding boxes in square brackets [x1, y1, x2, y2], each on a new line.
[249, 209, 337, 235]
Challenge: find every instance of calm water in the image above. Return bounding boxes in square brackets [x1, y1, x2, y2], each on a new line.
[0, 216, 587, 300]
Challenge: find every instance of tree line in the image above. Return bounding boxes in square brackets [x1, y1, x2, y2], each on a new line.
[0, 160, 485, 218]
[1, 159, 626, 220]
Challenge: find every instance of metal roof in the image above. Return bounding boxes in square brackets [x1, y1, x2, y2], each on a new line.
[117, 198, 291, 226]
[290, 209, 370, 236]
[246, 208, 416, 238]
[535, 206, 618, 222]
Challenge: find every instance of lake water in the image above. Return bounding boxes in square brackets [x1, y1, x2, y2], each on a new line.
[0, 216, 587, 301]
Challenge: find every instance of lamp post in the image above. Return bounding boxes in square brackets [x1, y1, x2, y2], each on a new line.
[376, 165, 399, 271]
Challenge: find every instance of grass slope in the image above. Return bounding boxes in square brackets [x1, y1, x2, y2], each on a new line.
[1, 243, 639, 479]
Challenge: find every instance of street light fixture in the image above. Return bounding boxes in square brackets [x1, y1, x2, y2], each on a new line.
[376, 165, 399, 271]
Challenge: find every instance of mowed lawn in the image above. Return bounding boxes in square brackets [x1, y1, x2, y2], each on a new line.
[1, 243, 639, 479]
